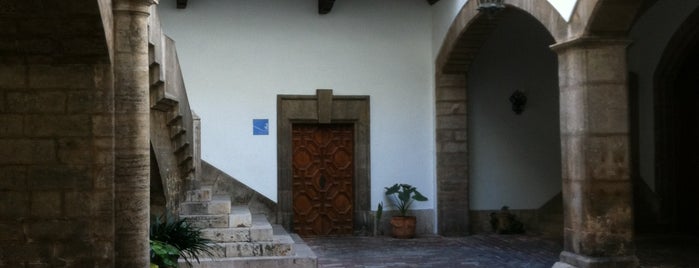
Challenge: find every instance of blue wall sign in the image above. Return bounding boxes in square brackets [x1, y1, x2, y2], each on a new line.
[253, 119, 269, 135]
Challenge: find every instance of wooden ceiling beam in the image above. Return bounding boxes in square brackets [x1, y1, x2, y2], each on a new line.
[319, 0, 335, 14]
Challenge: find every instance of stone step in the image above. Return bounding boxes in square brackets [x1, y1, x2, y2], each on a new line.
[200, 214, 273, 242]
[180, 229, 317, 268]
[230, 205, 252, 227]
[215, 235, 294, 257]
[186, 186, 213, 202]
[180, 198, 231, 215]
[181, 206, 252, 228]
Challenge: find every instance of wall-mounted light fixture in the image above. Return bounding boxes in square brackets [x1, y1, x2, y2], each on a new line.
[509, 90, 527, 115]
[477, 0, 506, 16]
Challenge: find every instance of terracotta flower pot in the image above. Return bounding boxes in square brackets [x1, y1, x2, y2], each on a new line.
[390, 216, 416, 238]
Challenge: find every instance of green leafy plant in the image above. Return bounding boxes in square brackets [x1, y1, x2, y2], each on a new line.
[384, 183, 428, 216]
[150, 240, 180, 268]
[150, 216, 218, 268]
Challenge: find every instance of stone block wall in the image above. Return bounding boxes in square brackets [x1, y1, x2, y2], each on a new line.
[0, 63, 116, 266]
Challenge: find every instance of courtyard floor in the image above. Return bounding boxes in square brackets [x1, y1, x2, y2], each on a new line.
[304, 233, 699, 268]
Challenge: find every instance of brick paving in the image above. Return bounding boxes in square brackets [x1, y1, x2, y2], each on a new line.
[305, 234, 699, 268]
[305, 234, 561, 268]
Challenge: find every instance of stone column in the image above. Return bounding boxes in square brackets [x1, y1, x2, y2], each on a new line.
[113, 0, 157, 267]
[551, 38, 638, 268]
[435, 73, 469, 236]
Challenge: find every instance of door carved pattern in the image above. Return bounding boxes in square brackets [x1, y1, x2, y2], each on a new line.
[292, 124, 354, 236]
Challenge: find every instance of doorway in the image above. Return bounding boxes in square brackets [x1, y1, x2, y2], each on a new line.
[277, 90, 370, 235]
[292, 124, 354, 236]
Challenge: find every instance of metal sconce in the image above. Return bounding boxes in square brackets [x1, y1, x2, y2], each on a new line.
[477, 0, 506, 16]
[509, 90, 527, 115]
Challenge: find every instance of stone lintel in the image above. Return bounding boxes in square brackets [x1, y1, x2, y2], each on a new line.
[556, 251, 638, 268]
[317, 89, 333, 124]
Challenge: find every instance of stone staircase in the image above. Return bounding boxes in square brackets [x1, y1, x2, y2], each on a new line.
[179, 186, 317, 268]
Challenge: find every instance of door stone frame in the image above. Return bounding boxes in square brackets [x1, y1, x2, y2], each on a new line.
[277, 89, 370, 233]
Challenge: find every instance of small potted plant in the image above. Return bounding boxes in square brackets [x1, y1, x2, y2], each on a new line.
[384, 183, 428, 238]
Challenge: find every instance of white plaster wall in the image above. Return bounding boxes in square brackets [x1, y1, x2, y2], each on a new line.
[628, 0, 699, 191]
[158, 0, 435, 210]
[467, 10, 561, 210]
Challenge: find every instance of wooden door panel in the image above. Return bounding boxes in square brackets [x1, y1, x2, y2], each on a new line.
[292, 124, 354, 236]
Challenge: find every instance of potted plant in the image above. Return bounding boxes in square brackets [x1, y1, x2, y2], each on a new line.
[384, 183, 428, 238]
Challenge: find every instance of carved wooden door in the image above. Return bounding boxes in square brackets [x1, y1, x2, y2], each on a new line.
[292, 124, 354, 236]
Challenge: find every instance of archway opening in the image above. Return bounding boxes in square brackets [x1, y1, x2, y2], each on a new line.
[435, 6, 562, 237]
[652, 8, 699, 234]
[466, 8, 561, 237]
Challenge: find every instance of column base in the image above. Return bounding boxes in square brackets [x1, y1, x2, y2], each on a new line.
[553, 251, 638, 268]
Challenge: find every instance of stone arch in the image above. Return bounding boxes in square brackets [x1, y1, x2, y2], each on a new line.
[436, 0, 567, 74]
[652, 7, 699, 233]
[583, 0, 645, 37]
[434, 2, 563, 236]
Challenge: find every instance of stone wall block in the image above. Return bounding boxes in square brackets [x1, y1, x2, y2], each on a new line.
[93, 164, 114, 190]
[93, 138, 115, 165]
[54, 242, 95, 265]
[63, 192, 91, 218]
[91, 115, 114, 137]
[559, 88, 586, 134]
[0, 115, 24, 137]
[0, 91, 5, 113]
[0, 241, 51, 264]
[58, 138, 92, 164]
[440, 141, 467, 153]
[437, 165, 467, 179]
[6, 91, 66, 113]
[562, 180, 584, 229]
[453, 130, 467, 141]
[560, 135, 585, 182]
[0, 139, 55, 165]
[28, 65, 93, 89]
[435, 129, 453, 142]
[113, 190, 149, 233]
[585, 47, 627, 84]
[586, 84, 629, 134]
[584, 136, 630, 181]
[67, 90, 111, 114]
[436, 74, 467, 88]
[436, 86, 467, 102]
[556, 48, 586, 87]
[26, 220, 81, 241]
[30, 191, 62, 218]
[437, 115, 467, 130]
[114, 115, 149, 146]
[0, 192, 29, 219]
[436, 102, 466, 116]
[436, 152, 467, 167]
[0, 64, 26, 88]
[0, 221, 24, 241]
[0, 166, 27, 190]
[25, 115, 91, 137]
[27, 166, 91, 190]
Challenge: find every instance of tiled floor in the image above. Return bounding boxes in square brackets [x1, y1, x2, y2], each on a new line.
[305, 233, 699, 268]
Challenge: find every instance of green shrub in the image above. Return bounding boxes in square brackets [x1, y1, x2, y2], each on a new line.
[150, 216, 218, 267]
